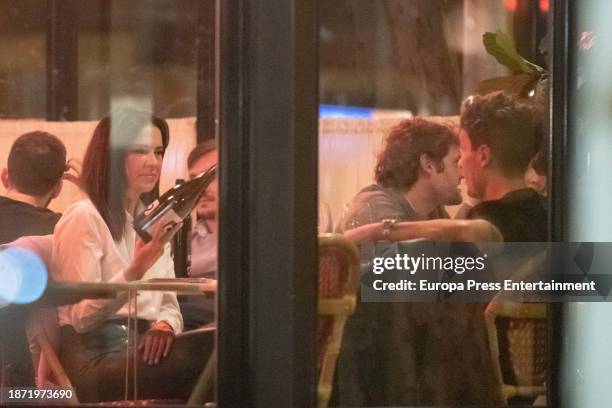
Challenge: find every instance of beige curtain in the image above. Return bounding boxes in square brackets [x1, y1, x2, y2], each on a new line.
[2, 114, 465, 222]
[0, 117, 197, 214]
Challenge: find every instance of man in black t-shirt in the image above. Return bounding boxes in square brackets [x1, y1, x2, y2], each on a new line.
[460, 92, 547, 242]
[0, 132, 70, 244]
[467, 188, 546, 242]
[0, 131, 71, 387]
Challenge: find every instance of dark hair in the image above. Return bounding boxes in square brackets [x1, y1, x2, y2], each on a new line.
[82, 109, 169, 241]
[530, 146, 548, 176]
[187, 139, 217, 170]
[7, 131, 66, 196]
[460, 91, 540, 176]
[375, 118, 458, 190]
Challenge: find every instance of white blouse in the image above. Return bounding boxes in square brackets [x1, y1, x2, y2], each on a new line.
[51, 199, 183, 334]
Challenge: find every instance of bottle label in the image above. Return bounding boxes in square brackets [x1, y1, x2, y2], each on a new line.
[143, 207, 183, 235]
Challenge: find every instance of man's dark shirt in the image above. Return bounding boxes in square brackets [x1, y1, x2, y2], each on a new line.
[0, 195, 60, 387]
[467, 188, 548, 242]
[0, 196, 60, 244]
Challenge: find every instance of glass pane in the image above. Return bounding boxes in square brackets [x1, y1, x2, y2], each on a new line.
[0, 1, 217, 406]
[78, 0, 200, 120]
[319, 1, 550, 406]
[0, 0, 46, 118]
[561, 0, 612, 406]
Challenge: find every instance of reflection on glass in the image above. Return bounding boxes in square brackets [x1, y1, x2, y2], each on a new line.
[0, 1, 217, 406]
[0, 0, 46, 118]
[563, 1, 612, 406]
[77, 0, 200, 120]
[319, 1, 550, 406]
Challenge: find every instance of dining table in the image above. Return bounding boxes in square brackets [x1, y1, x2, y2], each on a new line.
[37, 277, 217, 306]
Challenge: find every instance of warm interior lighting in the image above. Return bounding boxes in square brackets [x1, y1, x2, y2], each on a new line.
[504, 0, 518, 13]
[539, 0, 550, 13]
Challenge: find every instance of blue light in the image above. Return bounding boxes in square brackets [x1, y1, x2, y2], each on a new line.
[0, 247, 47, 305]
[319, 104, 374, 119]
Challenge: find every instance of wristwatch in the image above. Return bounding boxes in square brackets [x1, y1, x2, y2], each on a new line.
[381, 219, 398, 241]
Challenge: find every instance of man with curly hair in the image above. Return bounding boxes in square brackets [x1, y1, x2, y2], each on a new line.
[337, 117, 462, 232]
[334, 118, 466, 406]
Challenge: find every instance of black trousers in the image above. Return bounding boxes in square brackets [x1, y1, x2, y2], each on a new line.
[0, 306, 34, 387]
[178, 295, 215, 330]
[59, 320, 214, 403]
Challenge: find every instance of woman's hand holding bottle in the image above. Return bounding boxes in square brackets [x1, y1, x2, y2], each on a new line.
[125, 221, 182, 281]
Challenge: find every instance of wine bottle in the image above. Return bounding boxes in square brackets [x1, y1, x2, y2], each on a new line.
[172, 179, 192, 278]
[134, 165, 216, 242]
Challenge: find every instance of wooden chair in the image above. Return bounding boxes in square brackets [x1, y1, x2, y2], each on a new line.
[317, 234, 360, 408]
[485, 301, 547, 404]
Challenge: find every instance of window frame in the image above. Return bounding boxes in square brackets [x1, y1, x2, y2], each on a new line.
[217, 0, 318, 406]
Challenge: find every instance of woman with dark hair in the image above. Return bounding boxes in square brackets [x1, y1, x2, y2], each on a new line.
[51, 109, 212, 402]
[525, 145, 548, 197]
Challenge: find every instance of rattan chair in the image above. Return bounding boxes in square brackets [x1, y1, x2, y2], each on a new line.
[485, 301, 547, 404]
[317, 234, 360, 408]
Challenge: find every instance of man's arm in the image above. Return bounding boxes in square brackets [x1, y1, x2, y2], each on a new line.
[337, 197, 405, 233]
[344, 218, 503, 243]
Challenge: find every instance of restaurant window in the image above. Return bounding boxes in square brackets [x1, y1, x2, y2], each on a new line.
[77, 0, 201, 121]
[560, 0, 612, 406]
[0, 0, 47, 119]
[319, 1, 551, 406]
[0, 1, 218, 406]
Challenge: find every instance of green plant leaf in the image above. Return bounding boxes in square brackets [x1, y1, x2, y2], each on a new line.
[483, 31, 545, 75]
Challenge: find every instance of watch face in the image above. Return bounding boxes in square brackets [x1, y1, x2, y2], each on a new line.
[382, 219, 397, 239]
[383, 219, 396, 227]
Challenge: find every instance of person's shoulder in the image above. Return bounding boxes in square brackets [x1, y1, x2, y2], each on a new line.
[479, 189, 546, 218]
[0, 195, 17, 207]
[56, 199, 105, 232]
[353, 184, 384, 198]
[63, 198, 100, 216]
[0, 195, 52, 214]
[48, 210, 62, 224]
[501, 188, 543, 203]
[467, 199, 503, 219]
[466, 195, 512, 234]
[0, 197, 59, 242]
[466, 189, 538, 219]
[468, 189, 547, 241]
[0, 195, 61, 224]
[353, 184, 400, 205]
[31, 205, 61, 226]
